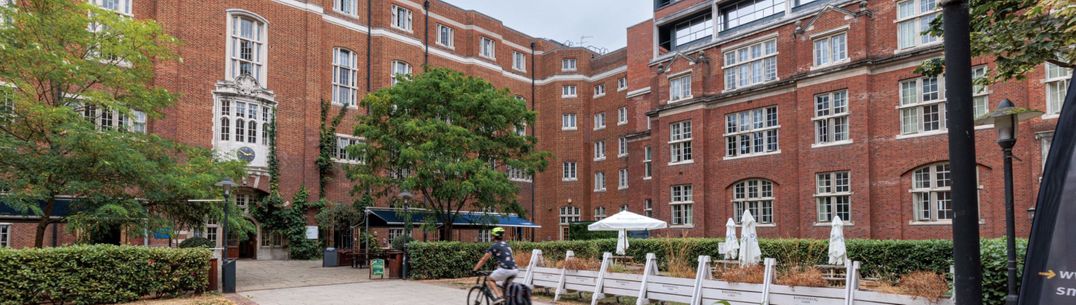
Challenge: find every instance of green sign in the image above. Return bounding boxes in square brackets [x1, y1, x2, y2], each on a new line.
[371, 259, 385, 276]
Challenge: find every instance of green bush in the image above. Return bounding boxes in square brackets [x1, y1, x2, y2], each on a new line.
[0, 245, 211, 305]
[567, 222, 616, 240]
[178, 237, 214, 248]
[407, 238, 1024, 305]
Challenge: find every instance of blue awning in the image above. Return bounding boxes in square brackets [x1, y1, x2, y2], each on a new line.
[365, 207, 539, 228]
[0, 198, 77, 219]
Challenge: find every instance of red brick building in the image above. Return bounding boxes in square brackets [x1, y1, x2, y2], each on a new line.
[2, 0, 1070, 251]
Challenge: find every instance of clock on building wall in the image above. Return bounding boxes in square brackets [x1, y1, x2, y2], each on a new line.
[237, 147, 256, 162]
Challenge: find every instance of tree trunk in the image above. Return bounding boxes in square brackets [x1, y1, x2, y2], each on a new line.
[34, 197, 56, 247]
[439, 221, 454, 241]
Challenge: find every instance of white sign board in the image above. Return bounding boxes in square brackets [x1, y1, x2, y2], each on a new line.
[305, 226, 318, 239]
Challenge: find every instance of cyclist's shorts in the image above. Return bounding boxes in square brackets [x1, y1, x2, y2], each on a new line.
[490, 268, 519, 283]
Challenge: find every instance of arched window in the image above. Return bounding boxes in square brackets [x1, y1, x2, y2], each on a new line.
[247, 120, 257, 143]
[911, 163, 952, 222]
[220, 117, 230, 141]
[235, 118, 246, 143]
[332, 48, 358, 107]
[732, 179, 774, 224]
[262, 122, 269, 144]
[227, 12, 267, 85]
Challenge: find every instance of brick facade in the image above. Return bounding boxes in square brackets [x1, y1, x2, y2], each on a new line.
[4, 0, 1065, 248]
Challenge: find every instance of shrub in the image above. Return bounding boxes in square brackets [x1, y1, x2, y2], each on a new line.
[178, 237, 214, 248]
[0, 245, 211, 305]
[896, 271, 949, 301]
[775, 266, 828, 287]
[406, 237, 1022, 304]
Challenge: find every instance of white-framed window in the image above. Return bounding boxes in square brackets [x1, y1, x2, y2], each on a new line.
[80, 105, 147, 133]
[218, 99, 271, 145]
[562, 161, 577, 181]
[333, 0, 357, 16]
[813, 32, 848, 67]
[480, 37, 496, 59]
[899, 76, 945, 135]
[669, 74, 692, 102]
[206, 226, 219, 246]
[725, 106, 779, 157]
[227, 13, 267, 85]
[671, 184, 693, 226]
[562, 113, 577, 130]
[594, 112, 606, 130]
[617, 107, 628, 125]
[896, 0, 940, 50]
[594, 207, 607, 221]
[559, 206, 581, 240]
[912, 163, 953, 222]
[93, 0, 132, 15]
[513, 51, 526, 71]
[1046, 63, 1073, 115]
[814, 90, 849, 144]
[644, 199, 653, 217]
[334, 136, 363, 163]
[672, 14, 713, 48]
[477, 229, 492, 243]
[508, 166, 532, 182]
[391, 5, 413, 32]
[332, 48, 358, 107]
[562, 58, 577, 71]
[387, 228, 404, 242]
[972, 66, 990, 118]
[724, 39, 777, 90]
[562, 85, 577, 97]
[594, 84, 606, 97]
[436, 24, 454, 48]
[618, 168, 628, 189]
[594, 171, 606, 191]
[733, 179, 774, 224]
[0, 223, 9, 248]
[235, 193, 253, 212]
[618, 136, 628, 157]
[816, 171, 851, 223]
[720, 0, 785, 30]
[618, 77, 628, 91]
[669, 120, 693, 163]
[391, 60, 412, 85]
[594, 140, 606, 160]
[643, 146, 652, 179]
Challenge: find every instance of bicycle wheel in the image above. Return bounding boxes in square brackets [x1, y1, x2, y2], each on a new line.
[467, 286, 489, 305]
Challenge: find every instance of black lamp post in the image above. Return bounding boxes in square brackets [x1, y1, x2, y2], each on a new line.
[976, 99, 1042, 305]
[398, 190, 413, 279]
[214, 178, 237, 293]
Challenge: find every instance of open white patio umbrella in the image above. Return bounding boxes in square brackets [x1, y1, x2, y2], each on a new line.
[722, 218, 739, 260]
[737, 211, 761, 266]
[588, 211, 667, 255]
[828, 216, 848, 265]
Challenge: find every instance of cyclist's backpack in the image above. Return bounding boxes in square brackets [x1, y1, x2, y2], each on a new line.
[504, 282, 532, 305]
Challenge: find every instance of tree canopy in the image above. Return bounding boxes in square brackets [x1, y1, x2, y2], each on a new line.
[921, 0, 1075, 82]
[349, 68, 549, 240]
[0, 0, 248, 246]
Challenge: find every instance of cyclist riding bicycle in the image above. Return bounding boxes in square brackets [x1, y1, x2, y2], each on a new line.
[472, 227, 516, 305]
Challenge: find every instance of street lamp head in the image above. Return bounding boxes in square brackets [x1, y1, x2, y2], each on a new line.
[974, 99, 1044, 148]
[399, 190, 413, 200]
[215, 178, 236, 196]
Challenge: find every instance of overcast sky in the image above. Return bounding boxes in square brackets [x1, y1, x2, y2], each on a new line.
[443, 0, 652, 51]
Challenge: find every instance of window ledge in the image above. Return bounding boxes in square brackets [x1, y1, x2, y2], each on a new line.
[331, 158, 363, 165]
[391, 25, 413, 34]
[618, 154, 628, 158]
[893, 42, 943, 55]
[513, 68, 526, 73]
[908, 220, 986, 226]
[594, 127, 606, 131]
[594, 189, 607, 193]
[594, 93, 606, 98]
[670, 225, 695, 229]
[618, 122, 627, 126]
[810, 59, 851, 71]
[813, 222, 854, 227]
[811, 140, 853, 149]
[668, 96, 693, 104]
[667, 160, 695, 166]
[594, 157, 606, 161]
[895, 130, 947, 140]
[561, 127, 577, 131]
[975, 124, 994, 130]
[562, 95, 577, 98]
[562, 178, 578, 182]
[436, 43, 455, 50]
[480, 55, 496, 60]
[1042, 114, 1060, 120]
[642, 177, 653, 180]
[723, 150, 782, 160]
[618, 186, 628, 190]
[617, 87, 628, 92]
[734, 223, 776, 228]
[722, 79, 781, 94]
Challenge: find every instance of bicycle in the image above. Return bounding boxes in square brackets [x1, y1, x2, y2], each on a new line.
[467, 270, 518, 305]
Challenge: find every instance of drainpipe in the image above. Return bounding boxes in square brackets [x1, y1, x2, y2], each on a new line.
[529, 41, 537, 242]
[366, 0, 372, 111]
[423, 0, 430, 70]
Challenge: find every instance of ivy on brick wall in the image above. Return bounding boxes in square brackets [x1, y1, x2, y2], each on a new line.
[252, 112, 323, 259]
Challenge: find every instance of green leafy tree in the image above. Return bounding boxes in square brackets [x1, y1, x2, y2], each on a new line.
[0, 0, 247, 247]
[349, 68, 549, 241]
[920, 0, 1075, 82]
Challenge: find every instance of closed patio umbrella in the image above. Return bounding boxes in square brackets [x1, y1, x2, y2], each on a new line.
[722, 218, 739, 260]
[588, 211, 667, 255]
[828, 216, 848, 265]
[737, 211, 761, 266]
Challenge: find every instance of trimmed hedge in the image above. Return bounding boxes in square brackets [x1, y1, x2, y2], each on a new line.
[0, 245, 211, 305]
[407, 238, 1024, 305]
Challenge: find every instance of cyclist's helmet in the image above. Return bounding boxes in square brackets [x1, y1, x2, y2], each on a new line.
[491, 227, 505, 237]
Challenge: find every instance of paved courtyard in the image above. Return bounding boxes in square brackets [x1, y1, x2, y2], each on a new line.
[240, 280, 553, 305]
[236, 260, 371, 292]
